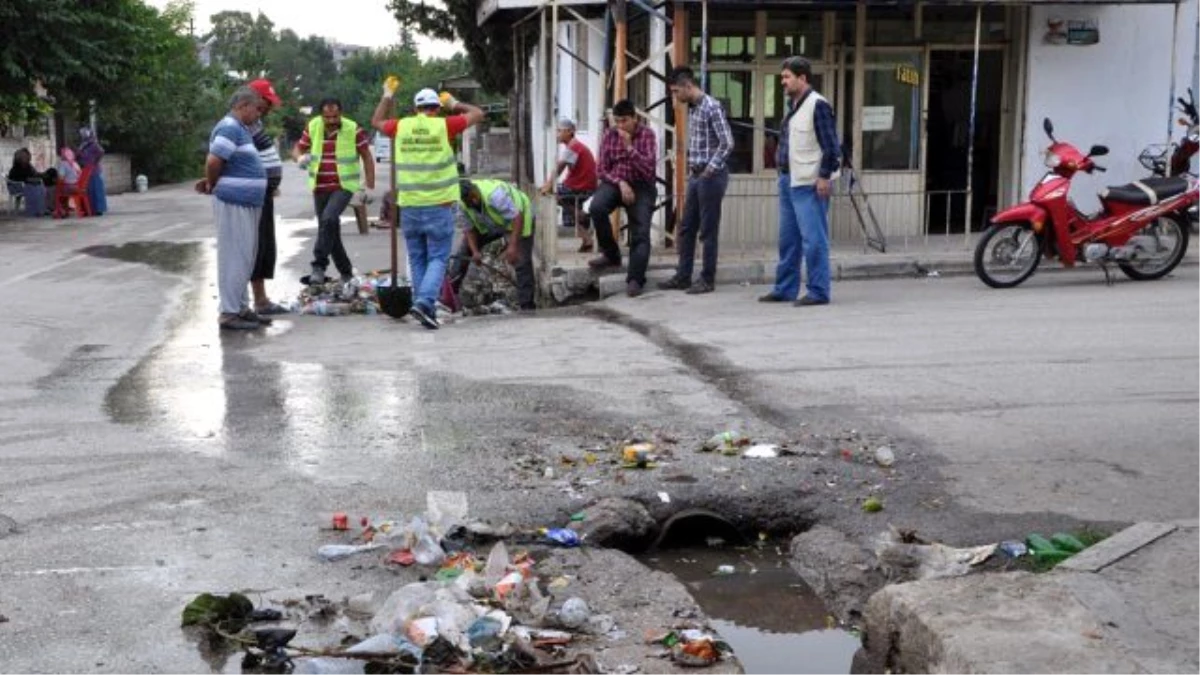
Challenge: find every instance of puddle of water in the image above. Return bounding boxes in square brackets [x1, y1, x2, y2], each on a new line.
[80, 240, 201, 275]
[641, 547, 860, 674]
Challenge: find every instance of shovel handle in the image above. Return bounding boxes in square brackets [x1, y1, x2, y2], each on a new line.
[389, 129, 398, 288]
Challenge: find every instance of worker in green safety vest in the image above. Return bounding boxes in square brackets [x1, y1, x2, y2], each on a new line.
[457, 178, 537, 311]
[292, 97, 375, 286]
[372, 82, 484, 329]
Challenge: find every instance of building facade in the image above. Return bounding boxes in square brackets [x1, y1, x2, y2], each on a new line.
[483, 0, 1199, 251]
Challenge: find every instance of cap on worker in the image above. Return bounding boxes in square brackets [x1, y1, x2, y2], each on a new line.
[557, 117, 576, 131]
[248, 78, 281, 106]
[414, 88, 441, 108]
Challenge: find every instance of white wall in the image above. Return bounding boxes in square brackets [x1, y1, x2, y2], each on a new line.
[1022, 0, 1198, 212]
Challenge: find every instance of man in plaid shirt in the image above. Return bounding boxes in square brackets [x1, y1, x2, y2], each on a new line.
[659, 66, 733, 294]
[587, 99, 658, 297]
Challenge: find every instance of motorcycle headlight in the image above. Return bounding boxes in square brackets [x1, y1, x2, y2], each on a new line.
[1044, 151, 1062, 169]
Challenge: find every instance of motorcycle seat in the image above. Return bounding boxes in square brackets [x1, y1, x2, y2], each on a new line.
[1101, 176, 1190, 205]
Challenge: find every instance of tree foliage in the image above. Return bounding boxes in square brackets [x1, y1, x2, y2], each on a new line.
[94, 1, 228, 183]
[387, 0, 516, 94]
[0, 0, 150, 124]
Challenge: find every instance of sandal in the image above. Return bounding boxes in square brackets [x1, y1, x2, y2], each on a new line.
[239, 309, 272, 325]
[220, 316, 261, 331]
[254, 302, 291, 315]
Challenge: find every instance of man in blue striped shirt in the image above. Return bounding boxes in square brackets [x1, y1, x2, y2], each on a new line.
[660, 66, 734, 294]
[198, 86, 269, 330]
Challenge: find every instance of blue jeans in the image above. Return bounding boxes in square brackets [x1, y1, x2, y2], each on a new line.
[772, 175, 831, 302]
[402, 205, 455, 313]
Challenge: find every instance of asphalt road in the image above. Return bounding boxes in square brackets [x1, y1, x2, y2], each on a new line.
[0, 165, 1195, 671]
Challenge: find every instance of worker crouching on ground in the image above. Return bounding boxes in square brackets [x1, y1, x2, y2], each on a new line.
[458, 178, 537, 311]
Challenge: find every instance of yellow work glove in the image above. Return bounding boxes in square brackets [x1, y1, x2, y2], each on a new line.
[439, 91, 458, 110]
[383, 75, 401, 99]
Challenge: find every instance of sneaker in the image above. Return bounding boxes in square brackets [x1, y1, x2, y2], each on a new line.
[409, 304, 440, 330]
[794, 296, 829, 307]
[686, 279, 714, 295]
[305, 268, 327, 286]
[588, 255, 620, 270]
[758, 293, 787, 303]
[626, 280, 644, 297]
[657, 276, 691, 291]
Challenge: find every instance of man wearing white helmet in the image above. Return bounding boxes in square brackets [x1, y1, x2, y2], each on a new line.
[373, 85, 484, 329]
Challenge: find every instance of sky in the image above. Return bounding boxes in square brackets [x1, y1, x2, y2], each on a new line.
[145, 0, 462, 59]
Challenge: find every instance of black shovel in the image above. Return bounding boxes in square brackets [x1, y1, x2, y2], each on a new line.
[377, 134, 412, 319]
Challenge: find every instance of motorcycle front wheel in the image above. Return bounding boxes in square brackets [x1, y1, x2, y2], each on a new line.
[1119, 214, 1190, 281]
[974, 223, 1043, 289]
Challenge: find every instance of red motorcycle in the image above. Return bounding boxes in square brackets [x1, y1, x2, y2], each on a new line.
[975, 117, 1196, 288]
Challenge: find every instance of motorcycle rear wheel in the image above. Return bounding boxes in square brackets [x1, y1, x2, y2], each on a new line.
[1118, 215, 1190, 281]
[974, 223, 1043, 289]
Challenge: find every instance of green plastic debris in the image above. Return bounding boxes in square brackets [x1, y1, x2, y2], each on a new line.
[862, 496, 883, 513]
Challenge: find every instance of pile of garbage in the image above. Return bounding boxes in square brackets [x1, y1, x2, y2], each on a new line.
[296, 272, 411, 317]
[874, 526, 1106, 582]
[182, 493, 646, 674]
[456, 238, 519, 316]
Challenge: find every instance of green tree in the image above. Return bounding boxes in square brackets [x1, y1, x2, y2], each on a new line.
[0, 0, 150, 124]
[91, 0, 228, 183]
[386, 0, 515, 95]
[206, 10, 276, 77]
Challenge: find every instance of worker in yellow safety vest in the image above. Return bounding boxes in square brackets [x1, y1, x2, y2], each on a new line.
[292, 97, 376, 286]
[372, 83, 483, 329]
[456, 178, 536, 311]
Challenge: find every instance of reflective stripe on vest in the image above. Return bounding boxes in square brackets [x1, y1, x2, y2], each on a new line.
[306, 116, 361, 192]
[394, 115, 458, 207]
[461, 179, 533, 237]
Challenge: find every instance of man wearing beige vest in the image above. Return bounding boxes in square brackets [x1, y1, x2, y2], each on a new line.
[760, 56, 841, 306]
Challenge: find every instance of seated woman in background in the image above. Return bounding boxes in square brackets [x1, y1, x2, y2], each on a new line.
[78, 128, 107, 215]
[7, 148, 55, 216]
[57, 147, 81, 187]
[7, 148, 56, 186]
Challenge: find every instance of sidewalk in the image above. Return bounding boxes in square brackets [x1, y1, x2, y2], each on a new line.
[544, 229, 1200, 300]
[858, 521, 1199, 673]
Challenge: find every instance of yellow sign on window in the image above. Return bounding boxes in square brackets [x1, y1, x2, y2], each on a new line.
[895, 64, 920, 87]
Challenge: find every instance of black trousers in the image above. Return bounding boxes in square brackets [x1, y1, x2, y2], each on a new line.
[675, 168, 729, 284]
[311, 189, 353, 277]
[589, 180, 654, 285]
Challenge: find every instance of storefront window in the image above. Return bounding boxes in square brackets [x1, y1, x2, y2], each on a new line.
[690, 16, 757, 64]
[921, 6, 1007, 44]
[763, 13, 824, 61]
[706, 71, 754, 173]
[860, 52, 922, 171]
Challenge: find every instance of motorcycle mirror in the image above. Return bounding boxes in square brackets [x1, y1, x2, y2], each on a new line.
[1088, 144, 1109, 157]
[1043, 117, 1055, 139]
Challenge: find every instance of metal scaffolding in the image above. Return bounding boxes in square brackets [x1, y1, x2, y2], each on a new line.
[516, 0, 693, 272]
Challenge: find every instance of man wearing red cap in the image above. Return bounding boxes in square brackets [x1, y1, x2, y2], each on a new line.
[246, 79, 289, 314]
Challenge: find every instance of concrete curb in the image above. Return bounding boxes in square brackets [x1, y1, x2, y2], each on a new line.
[576, 251, 1198, 300]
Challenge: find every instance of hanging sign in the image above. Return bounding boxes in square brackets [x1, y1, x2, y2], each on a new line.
[895, 64, 920, 87]
[1046, 17, 1100, 45]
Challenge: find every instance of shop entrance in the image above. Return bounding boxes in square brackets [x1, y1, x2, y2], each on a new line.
[924, 48, 1003, 234]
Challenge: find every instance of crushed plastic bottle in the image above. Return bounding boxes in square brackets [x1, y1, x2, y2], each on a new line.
[544, 528, 581, 547]
[703, 431, 750, 455]
[317, 543, 384, 562]
[292, 658, 365, 674]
